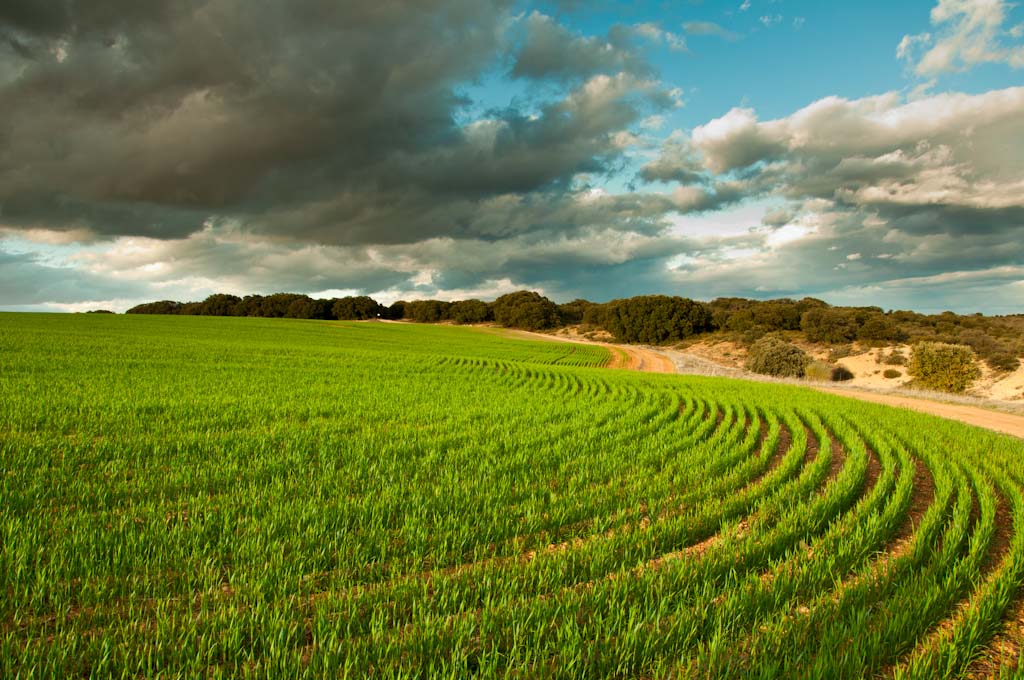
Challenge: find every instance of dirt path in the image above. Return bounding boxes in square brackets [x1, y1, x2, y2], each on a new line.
[813, 387, 1024, 440]
[496, 328, 675, 374]
[617, 345, 676, 373]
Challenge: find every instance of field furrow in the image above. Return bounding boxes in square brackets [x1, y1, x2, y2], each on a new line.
[2, 314, 1022, 678]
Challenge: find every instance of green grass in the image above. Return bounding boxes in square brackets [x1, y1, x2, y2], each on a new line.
[2, 313, 1023, 678]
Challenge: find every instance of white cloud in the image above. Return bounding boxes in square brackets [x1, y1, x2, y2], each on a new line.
[899, 0, 1024, 76]
[633, 23, 688, 52]
[682, 21, 740, 41]
[682, 87, 1024, 215]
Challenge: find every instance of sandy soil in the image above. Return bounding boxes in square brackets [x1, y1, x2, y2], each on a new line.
[834, 345, 915, 389]
[977, 362, 1024, 401]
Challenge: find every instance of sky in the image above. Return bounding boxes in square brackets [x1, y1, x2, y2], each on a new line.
[1, 0, 1023, 314]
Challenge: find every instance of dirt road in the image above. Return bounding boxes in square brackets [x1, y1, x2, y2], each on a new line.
[611, 345, 676, 373]
[498, 328, 675, 374]
[813, 387, 1024, 439]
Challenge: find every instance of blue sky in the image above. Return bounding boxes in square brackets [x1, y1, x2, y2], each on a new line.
[1, 0, 1023, 313]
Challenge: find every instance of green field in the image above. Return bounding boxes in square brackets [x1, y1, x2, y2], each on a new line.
[2, 314, 1024, 678]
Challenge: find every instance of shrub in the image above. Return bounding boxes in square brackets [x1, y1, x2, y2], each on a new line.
[404, 300, 452, 323]
[387, 301, 407, 320]
[126, 300, 184, 315]
[287, 297, 334, 320]
[740, 328, 768, 346]
[958, 328, 1001, 356]
[557, 299, 595, 325]
[831, 365, 854, 382]
[449, 299, 492, 324]
[602, 295, 713, 344]
[986, 352, 1021, 373]
[801, 308, 859, 344]
[884, 351, 907, 366]
[828, 344, 854, 362]
[332, 296, 384, 320]
[908, 342, 981, 393]
[491, 291, 561, 331]
[805, 361, 833, 382]
[883, 369, 902, 379]
[857, 314, 908, 345]
[196, 293, 242, 316]
[746, 336, 810, 378]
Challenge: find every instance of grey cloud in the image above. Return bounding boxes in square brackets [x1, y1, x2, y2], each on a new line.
[638, 135, 706, 184]
[1, 1, 673, 247]
[511, 12, 652, 82]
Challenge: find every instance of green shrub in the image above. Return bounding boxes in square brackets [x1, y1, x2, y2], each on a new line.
[449, 299, 492, 324]
[801, 308, 859, 343]
[831, 365, 854, 382]
[332, 296, 385, 320]
[404, 300, 452, 323]
[746, 336, 810, 378]
[827, 344, 854, 362]
[491, 291, 561, 331]
[908, 342, 980, 393]
[857, 314, 908, 345]
[602, 295, 713, 344]
[883, 368, 902, 379]
[805, 361, 833, 382]
[884, 351, 907, 366]
[986, 352, 1020, 372]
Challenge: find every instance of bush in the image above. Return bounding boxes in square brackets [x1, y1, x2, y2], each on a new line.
[908, 342, 981, 393]
[126, 300, 184, 315]
[986, 352, 1020, 373]
[287, 297, 334, 320]
[602, 295, 713, 344]
[884, 351, 907, 366]
[557, 299, 595, 325]
[827, 344, 854, 362]
[801, 308, 859, 344]
[857, 314, 908, 345]
[805, 361, 833, 382]
[387, 301, 407, 320]
[491, 291, 561, 331]
[883, 368, 902, 379]
[449, 299, 492, 324]
[831, 365, 854, 382]
[404, 300, 452, 323]
[746, 336, 810, 378]
[196, 293, 242, 316]
[332, 296, 384, 320]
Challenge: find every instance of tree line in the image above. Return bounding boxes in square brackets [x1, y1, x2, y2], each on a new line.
[126, 290, 1022, 371]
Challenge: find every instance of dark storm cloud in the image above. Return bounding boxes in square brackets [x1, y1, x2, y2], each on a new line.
[0, 0, 672, 246]
[510, 12, 652, 82]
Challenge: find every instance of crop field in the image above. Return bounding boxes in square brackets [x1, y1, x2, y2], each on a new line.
[3, 313, 1024, 678]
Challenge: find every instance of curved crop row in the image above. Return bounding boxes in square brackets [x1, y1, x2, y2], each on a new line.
[0, 314, 1022, 678]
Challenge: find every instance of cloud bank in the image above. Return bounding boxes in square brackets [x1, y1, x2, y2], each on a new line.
[0, 0, 1023, 314]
